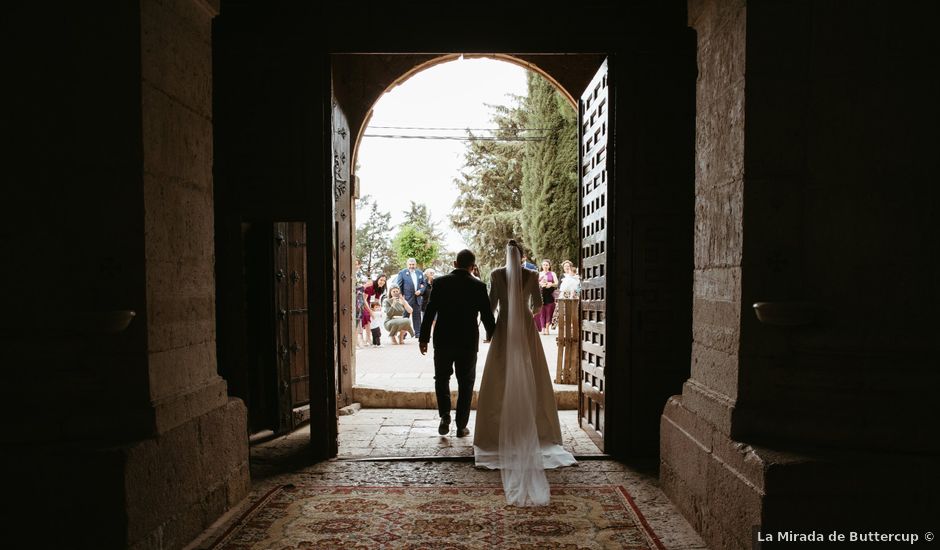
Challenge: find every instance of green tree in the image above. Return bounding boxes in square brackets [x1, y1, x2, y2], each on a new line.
[355, 195, 396, 278]
[520, 72, 579, 265]
[392, 223, 439, 268]
[402, 201, 445, 245]
[451, 100, 532, 271]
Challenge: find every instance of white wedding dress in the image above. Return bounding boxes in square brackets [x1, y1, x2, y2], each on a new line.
[473, 244, 577, 506]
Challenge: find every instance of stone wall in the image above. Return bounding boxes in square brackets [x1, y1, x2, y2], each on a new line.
[662, 2, 939, 548]
[0, 1, 153, 444]
[1, 1, 249, 548]
[687, 0, 746, 435]
[141, 0, 230, 433]
[737, 0, 940, 452]
[133, 1, 250, 547]
[660, 1, 751, 548]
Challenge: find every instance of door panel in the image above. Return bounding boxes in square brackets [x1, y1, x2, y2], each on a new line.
[287, 222, 310, 407]
[273, 223, 292, 431]
[274, 222, 311, 431]
[578, 59, 610, 452]
[331, 98, 354, 408]
[614, 44, 695, 456]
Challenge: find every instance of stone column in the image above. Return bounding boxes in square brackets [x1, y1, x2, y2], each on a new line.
[662, 2, 939, 549]
[126, 1, 250, 548]
[1, 2, 249, 548]
[659, 2, 755, 549]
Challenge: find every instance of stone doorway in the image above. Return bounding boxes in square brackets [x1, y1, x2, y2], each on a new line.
[333, 53, 603, 457]
[325, 46, 700, 461]
[213, 10, 697, 465]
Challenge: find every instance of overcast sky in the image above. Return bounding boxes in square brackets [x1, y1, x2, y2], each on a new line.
[356, 57, 528, 252]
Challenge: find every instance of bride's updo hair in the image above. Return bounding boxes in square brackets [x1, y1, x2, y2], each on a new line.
[507, 239, 523, 254]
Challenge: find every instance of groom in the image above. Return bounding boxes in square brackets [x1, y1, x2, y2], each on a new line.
[419, 249, 495, 437]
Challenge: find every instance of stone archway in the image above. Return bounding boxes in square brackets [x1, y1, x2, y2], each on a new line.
[333, 54, 602, 451]
[328, 53, 606, 443]
[343, 53, 591, 166]
[326, 48, 696, 460]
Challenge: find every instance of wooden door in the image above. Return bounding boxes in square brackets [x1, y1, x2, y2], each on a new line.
[273, 222, 310, 431]
[331, 98, 354, 408]
[616, 43, 695, 455]
[578, 59, 611, 452]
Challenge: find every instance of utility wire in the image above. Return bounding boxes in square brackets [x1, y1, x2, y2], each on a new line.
[362, 134, 548, 141]
[368, 125, 553, 131]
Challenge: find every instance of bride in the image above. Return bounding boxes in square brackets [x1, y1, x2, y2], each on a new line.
[474, 240, 577, 506]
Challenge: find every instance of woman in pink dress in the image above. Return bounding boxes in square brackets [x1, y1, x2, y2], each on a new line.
[363, 274, 387, 304]
[534, 260, 557, 335]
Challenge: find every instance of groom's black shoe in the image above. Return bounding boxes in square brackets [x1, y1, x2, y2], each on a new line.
[456, 427, 470, 438]
[438, 416, 451, 435]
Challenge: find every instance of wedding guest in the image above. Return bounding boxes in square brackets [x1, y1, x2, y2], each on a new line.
[535, 259, 558, 335]
[359, 297, 372, 347]
[397, 258, 426, 339]
[364, 274, 387, 304]
[355, 261, 367, 347]
[421, 269, 436, 313]
[369, 301, 383, 346]
[383, 286, 414, 344]
[521, 253, 537, 271]
[552, 260, 581, 329]
[558, 260, 581, 298]
[354, 259, 366, 285]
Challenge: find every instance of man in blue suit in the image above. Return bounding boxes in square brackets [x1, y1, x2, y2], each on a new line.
[397, 257, 426, 339]
[521, 252, 537, 271]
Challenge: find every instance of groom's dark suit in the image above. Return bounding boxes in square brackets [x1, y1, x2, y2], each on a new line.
[419, 268, 496, 432]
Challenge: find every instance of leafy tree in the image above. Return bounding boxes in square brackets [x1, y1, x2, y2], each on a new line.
[392, 223, 439, 268]
[402, 201, 445, 246]
[451, 100, 532, 271]
[355, 195, 396, 278]
[520, 72, 579, 266]
[425, 249, 455, 274]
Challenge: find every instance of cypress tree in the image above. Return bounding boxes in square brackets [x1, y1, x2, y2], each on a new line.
[451, 101, 530, 271]
[520, 72, 579, 266]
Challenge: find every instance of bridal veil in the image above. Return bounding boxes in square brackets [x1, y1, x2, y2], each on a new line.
[500, 242, 552, 506]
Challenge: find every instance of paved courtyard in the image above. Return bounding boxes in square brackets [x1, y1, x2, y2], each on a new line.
[341, 326, 598, 457]
[336, 408, 600, 459]
[353, 326, 572, 394]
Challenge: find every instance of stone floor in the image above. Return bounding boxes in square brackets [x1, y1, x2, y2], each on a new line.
[187, 409, 709, 550]
[335, 408, 601, 458]
[186, 330, 708, 548]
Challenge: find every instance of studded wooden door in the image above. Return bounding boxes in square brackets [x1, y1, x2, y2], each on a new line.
[578, 59, 611, 452]
[332, 98, 354, 408]
[273, 222, 310, 431]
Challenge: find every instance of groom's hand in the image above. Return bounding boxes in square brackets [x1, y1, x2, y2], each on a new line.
[419, 342, 428, 355]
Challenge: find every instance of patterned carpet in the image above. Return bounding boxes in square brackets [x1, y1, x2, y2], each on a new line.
[210, 484, 665, 549]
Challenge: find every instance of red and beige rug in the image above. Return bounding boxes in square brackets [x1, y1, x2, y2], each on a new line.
[210, 484, 665, 549]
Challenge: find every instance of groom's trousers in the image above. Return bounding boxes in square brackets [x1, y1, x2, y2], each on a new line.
[433, 349, 477, 429]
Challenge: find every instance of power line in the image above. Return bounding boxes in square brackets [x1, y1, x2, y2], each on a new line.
[362, 134, 548, 141]
[368, 125, 553, 131]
